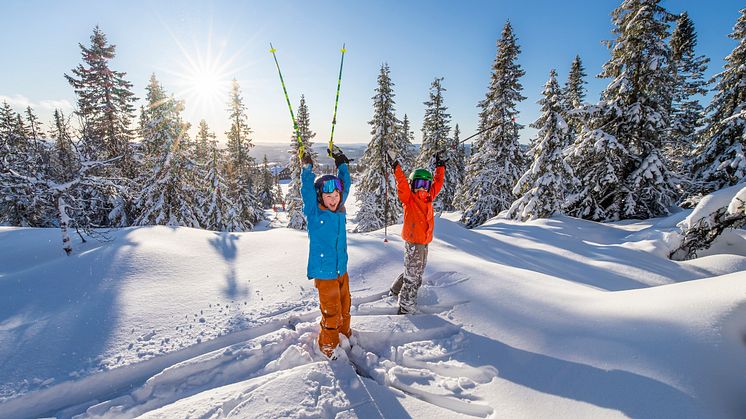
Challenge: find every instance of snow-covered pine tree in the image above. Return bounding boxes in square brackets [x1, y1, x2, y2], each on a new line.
[256, 155, 276, 209]
[286, 95, 318, 230]
[667, 12, 709, 175]
[49, 109, 79, 183]
[416, 77, 451, 168]
[562, 55, 588, 136]
[689, 8, 746, 195]
[416, 77, 460, 211]
[565, 0, 677, 221]
[194, 119, 213, 166]
[456, 21, 526, 228]
[452, 124, 467, 192]
[0, 105, 47, 226]
[135, 77, 201, 227]
[508, 70, 576, 221]
[225, 79, 264, 230]
[395, 114, 416, 172]
[354, 63, 402, 232]
[65, 25, 137, 175]
[65, 26, 138, 226]
[201, 129, 238, 231]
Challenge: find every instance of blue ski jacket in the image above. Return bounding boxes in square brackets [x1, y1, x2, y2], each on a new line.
[302, 162, 351, 280]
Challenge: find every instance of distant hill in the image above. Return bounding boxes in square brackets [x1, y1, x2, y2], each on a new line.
[251, 143, 368, 166]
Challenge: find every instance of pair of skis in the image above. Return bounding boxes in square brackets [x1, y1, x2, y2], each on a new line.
[269, 43, 346, 159]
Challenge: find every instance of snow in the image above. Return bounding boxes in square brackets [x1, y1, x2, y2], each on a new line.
[680, 184, 746, 230]
[2, 185, 746, 418]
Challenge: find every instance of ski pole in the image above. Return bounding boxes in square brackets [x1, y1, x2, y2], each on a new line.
[329, 44, 346, 157]
[269, 43, 304, 159]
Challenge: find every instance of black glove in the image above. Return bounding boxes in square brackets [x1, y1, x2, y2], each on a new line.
[434, 152, 447, 168]
[386, 149, 399, 169]
[301, 152, 313, 166]
[328, 145, 351, 167]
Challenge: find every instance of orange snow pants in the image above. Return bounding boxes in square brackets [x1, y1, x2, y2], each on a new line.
[314, 272, 352, 357]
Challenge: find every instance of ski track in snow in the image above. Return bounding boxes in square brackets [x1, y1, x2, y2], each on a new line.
[3, 272, 496, 419]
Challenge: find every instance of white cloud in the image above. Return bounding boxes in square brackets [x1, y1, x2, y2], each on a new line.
[0, 95, 74, 113]
[0, 94, 33, 109]
[38, 99, 74, 112]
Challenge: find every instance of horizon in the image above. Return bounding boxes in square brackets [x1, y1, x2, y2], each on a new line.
[1, 0, 743, 145]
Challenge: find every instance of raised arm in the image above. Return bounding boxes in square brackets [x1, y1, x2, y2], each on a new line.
[337, 163, 351, 204]
[301, 162, 318, 218]
[393, 164, 411, 203]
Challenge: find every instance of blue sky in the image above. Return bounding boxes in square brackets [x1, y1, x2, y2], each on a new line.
[0, 0, 743, 145]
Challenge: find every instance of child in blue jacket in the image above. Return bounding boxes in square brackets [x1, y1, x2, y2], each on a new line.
[301, 146, 352, 358]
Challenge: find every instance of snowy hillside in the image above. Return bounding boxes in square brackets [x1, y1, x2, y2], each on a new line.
[2, 190, 746, 418]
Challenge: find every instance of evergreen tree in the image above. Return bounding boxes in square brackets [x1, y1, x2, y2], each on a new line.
[256, 155, 276, 209]
[508, 70, 576, 221]
[667, 12, 709, 174]
[416, 77, 451, 168]
[194, 119, 213, 166]
[689, 8, 746, 194]
[135, 78, 201, 227]
[49, 109, 79, 183]
[286, 95, 318, 230]
[395, 114, 417, 172]
[416, 78, 461, 211]
[456, 22, 526, 228]
[355, 63, 402, 232]
[200, 130, 238, 231]
[65, 25, 137, 174]
[562, 55, 588, 135]
[452, 124, 467, 190]
[225, 79, 263, 230]
[65, 26, 138, 226]
[565, 0, 677, 221]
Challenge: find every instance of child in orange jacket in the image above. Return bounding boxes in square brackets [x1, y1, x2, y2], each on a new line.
[387, 151, 446, 314]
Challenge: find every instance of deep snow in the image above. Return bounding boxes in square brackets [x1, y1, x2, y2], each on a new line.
[1, 185, 746, 418]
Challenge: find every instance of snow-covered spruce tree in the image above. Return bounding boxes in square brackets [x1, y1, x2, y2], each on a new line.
[689, 8, 746, 195]
[225, 79, 264, 230]
[416, 78, 459, 212]
[562, 55, 588, 136]
[456, 22, 526, 228]
[354, 63, 402, 232]
[395, 114, 417, 173]
[194, 119, 213, 167]
[667, 12, 709, 175]
[416, 77, 451, 168]
[286, 95, 318, 230]
[452, 124, 467, 191]
[65, 26, 138, 226]
[565, 0, 677, 221]
[201, 131, 238, 231]
[256, 155, 276, 209]
[670, 185, 746, 260]
[508, 70, 576, 221]
[0, 104, 53, 226]
[49, 109, 80, 184]
[135, 77, 201, 227]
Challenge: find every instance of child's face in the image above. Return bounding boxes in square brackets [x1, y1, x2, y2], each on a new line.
[413, 187, 428, 193]
[322, 190, 341, 211]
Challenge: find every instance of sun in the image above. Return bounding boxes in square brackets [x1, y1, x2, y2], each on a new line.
[164, 34, 239, 121]
[186, 67, 227, 104]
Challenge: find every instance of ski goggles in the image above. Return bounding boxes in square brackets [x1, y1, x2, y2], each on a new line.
[320, 178, 343, 193]
[411, 179, 432, 191]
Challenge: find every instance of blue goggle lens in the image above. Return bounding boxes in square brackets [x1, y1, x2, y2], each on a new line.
[321, 178, 343, 193]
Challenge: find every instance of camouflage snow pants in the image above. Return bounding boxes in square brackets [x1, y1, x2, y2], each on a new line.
[389, 242, 429, 314]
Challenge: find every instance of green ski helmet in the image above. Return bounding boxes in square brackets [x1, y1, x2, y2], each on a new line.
[409, 168, 433, 181]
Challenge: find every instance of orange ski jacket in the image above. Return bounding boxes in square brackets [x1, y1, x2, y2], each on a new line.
[394, 164, 445, 245]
